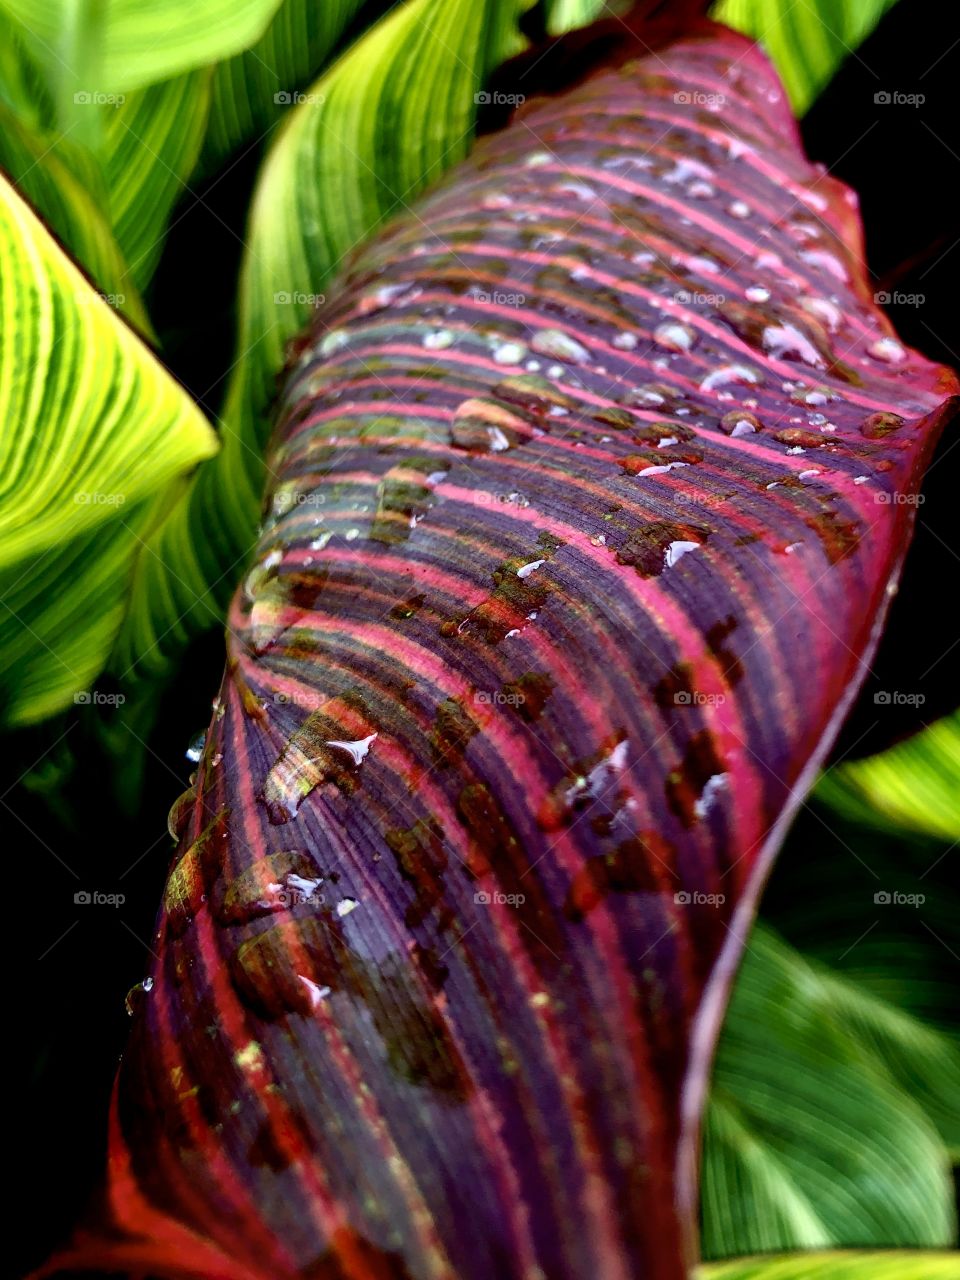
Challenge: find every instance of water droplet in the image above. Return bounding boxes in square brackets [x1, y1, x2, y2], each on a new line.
[262, 713, 376, 824]
[664, 540, 700, 568]
[799, 250, 849, 282]
[860, 411, 906, 439]
[336, 897, 359, 918]
[492, 341, 528, 365]
[745, 286, 770, 303]
[773, 427, 824, 448]
[728, 200, 751, 219]
[423, 329, 455, 350]
[493, 373, 579, 414]
[243, 547, 282, 600]
[215, 851, 324, 925]
[554, 180, 598, 201]
[451, 398, 525, 452]
[799, 297, 842, 332]
[634, 461, 689, 476]
[612, 331, 638, 350]
[653, 322, 696, 353]
[688, 255, 720, 276]
[516, 559, 545, 579]
[326, 734, 377, 766]
[719, 411, 763, 436]
[299, 975, 332, 1007]
[694, 773, 728, 818]
[867, 337, 906, 365]
[763, 324, 824, 367]
[185, 731, 205, 764]
[530, 329, 590, 363]
[539, 739, 630, 829]
[125, 977, 154, 1017]
[700, 364, 763, 393]
[319, 329, 349, 357]
[663, 158, 714, 185]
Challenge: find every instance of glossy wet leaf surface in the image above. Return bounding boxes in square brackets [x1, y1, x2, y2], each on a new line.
[58, 22, 958, 1280]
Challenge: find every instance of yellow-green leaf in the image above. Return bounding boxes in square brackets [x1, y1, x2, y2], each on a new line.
[0, 0, 286, 95]
[698, 1250, 960, 1279]
[816, 712, 960, 843]
[0, 173, 218, 725]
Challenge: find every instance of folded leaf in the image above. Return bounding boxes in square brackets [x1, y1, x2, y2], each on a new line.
[66, 21, 957, 1280]
[817, 711, 960, 842]
[113, 0, 529, 683]
[0, 174, 218, 725]
[702, 926, 956, 1258]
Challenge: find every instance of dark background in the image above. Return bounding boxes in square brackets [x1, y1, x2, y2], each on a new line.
[6, 1, 959, 1273]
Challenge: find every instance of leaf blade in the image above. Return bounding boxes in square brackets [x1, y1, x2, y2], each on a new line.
[0, 172, 218, 724]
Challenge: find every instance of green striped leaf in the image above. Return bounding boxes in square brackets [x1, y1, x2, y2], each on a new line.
[99, 70, 213, 290]
[714, 0, 900, 115]
[0, 3, 213, 295]
[698, 1250, 960, 1279]
[0, 103, 152, 336]
[703, 926, 957, 1258]
[816, 712, 960, 843]
[114, 0, 528, 682]
[0, 0, 286, 95]
[200, 0, 370, 176]
[0, 173, 218, 725]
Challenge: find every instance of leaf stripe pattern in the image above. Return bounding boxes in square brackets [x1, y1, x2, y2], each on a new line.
[697, 1250, 960, 1280]
[0, 174, 217, 725]
[54, 24, 957, 1280]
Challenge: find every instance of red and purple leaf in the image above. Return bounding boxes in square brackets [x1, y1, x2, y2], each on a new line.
[52, 22, 956, 1280]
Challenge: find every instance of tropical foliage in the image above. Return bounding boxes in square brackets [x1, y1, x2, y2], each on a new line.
[2, 0, 956, 1277]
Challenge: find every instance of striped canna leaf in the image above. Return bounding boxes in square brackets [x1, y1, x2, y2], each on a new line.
[52, 19, 958, 1280]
